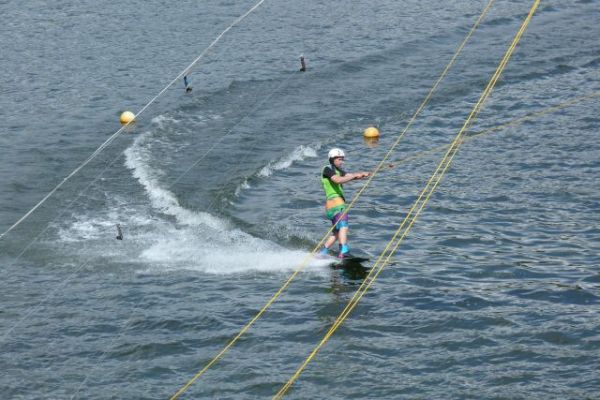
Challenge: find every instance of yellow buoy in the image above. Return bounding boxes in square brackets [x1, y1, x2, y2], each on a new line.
[363, 126, 380, 138]
[120, 111, 135, 125]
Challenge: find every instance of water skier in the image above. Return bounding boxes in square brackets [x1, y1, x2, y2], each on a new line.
[320, 148, 370, 259]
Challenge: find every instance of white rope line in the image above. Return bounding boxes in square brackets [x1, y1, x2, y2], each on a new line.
[0, 71, 298, 399]
[4, 70, 290, 274]
[4, 71, 292, 276]
[0, 159, 128, 346]
[0, 0, 270, 363]
[167, 0, 348, 228]
[6, 1, 324, 393]
[69, 70, 299, 399]
[3, 152, 126, 272]
[0, 133, 124, 241]
[0, 0, 267, 241]
[74, 15, 338, 394]
[0, 68, 296, 352]
[169, 71, 296, 189]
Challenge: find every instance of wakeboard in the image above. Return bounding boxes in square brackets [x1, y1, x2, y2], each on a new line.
[330, 254, 370, 279]
[332, 255, 369, 267]
[325, 251, 370, 274]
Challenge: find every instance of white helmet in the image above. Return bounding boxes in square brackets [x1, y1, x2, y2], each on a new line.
[328, 148, 345, 160]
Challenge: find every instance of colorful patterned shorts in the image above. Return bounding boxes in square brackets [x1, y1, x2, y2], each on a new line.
[330, 211, 349, 232]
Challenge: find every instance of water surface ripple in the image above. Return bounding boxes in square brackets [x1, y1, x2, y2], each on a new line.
[1, 0, 599, 399]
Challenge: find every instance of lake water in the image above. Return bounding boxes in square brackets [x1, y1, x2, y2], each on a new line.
[1, 0, 599, 398]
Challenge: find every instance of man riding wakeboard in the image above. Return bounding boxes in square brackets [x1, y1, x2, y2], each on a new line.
[320, 148, 370, 259]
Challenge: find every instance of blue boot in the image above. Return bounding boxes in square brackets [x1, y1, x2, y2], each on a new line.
[338, 244, 350, 259]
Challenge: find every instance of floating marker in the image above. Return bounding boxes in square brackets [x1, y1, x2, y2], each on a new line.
[184, 75, 192, 93]
[120, 111, 135, 125]
[115, 224, 123, 240]
[363, 126, 380, 138]
[300, 55, 306, 72]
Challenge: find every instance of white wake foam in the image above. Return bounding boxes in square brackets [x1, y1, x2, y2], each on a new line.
[258, 144, 319, 177]
[117, 129, 327, 275]
[124, 131, 225, 230]
[233, 144, 320, 198]
[151, 114, 180, 129]
[139, 229, 331, 275]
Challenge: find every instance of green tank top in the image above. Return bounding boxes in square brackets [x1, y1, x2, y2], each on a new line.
[321, 165, 345, 200]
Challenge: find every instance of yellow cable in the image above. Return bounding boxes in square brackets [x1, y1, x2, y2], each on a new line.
[274, 0, 540, 397]
[169, 1, 495, 398]
[386, 91, 600, 169]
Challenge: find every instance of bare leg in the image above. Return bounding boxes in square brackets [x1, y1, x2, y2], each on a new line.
[324, 234, 337, 249]
[338, 227, 348, 245]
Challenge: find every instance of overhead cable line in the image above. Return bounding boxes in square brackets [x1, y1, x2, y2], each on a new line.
[2, 72, 297, 349]
[0, 0, 267, 241]
[274, 0, 541, 396]
[1, 0, 276, 350]
[168, 72, 299, 190]
[5, 1, 334, 390]
[0, 153, 125, 345]
[69, 72, 300, 399]
[168, 1, 495, 397]
[1, 152, 126, 271]
[385, 91, 600, 170]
